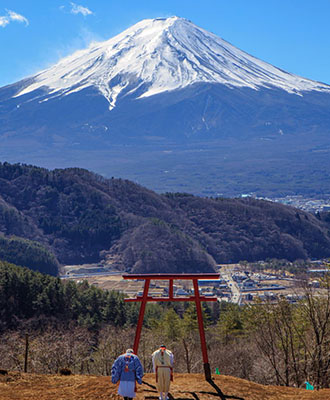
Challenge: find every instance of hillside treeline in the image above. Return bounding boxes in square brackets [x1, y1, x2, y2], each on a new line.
[1, 162, 330, 273]
[0, 261, 141, 332]
[0, 236, 58, 276]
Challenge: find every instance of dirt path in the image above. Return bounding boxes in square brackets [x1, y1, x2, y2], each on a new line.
[0, 372, 328, 400]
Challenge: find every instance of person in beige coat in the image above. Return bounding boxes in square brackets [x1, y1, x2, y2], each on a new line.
[152, 345, 174, 400]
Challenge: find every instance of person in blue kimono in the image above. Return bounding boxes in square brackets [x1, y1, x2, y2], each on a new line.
[111, 348, 143, 400]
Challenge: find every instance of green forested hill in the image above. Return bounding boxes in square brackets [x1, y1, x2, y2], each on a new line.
[0, 260, 137, 331]
[0, 235, 58, 275]
[1, 162, 330, 274]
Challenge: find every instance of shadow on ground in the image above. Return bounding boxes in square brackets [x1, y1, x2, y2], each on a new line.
[142, 378, 244, 400]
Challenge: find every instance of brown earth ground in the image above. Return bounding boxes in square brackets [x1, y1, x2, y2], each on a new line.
[0, 372, 329, 400]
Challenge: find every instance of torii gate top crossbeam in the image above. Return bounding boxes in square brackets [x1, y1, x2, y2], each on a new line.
[123, 273, 220, 280]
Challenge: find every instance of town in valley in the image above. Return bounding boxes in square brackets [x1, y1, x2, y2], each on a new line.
[61, 259, 330, 305]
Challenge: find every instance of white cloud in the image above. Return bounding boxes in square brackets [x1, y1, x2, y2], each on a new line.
[70, 2, 93, 16]
[7, 10, 29, 26]
[0, 10, 29, 28]
[0, 16, 9, 27]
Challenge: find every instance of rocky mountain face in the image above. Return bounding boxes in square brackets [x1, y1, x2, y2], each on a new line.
[1, 18, 330, 197]
[1, 163, 330, 274]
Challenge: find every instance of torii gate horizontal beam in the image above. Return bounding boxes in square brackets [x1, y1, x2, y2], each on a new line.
[124, 296, 217, 302]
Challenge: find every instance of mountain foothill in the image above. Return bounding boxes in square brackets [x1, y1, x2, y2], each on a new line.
[1, 162, 330, 276]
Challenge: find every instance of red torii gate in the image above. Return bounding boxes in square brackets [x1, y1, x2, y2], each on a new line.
[123, 273, 220, 380]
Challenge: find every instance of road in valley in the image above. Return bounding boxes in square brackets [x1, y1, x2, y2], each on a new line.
[219, 265, 242, 305]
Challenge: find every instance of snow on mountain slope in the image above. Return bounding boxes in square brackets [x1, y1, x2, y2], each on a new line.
[15, 16, 330, 110]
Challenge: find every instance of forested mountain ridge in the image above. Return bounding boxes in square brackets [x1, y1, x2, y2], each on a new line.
[1, 162, 330, 275]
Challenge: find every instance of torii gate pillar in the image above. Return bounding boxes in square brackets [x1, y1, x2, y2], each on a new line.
[123, 273, 220, 381]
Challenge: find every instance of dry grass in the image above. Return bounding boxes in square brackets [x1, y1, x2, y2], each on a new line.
[0, 372, 329, 400]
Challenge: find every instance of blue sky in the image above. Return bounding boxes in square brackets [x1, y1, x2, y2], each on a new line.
[1, 0, 330, 87]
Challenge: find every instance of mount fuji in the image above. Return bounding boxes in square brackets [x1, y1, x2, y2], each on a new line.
[1, 16, 330, 197]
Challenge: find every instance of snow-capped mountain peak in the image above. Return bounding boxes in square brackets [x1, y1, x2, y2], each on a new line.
[16, 16, 330, 109]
